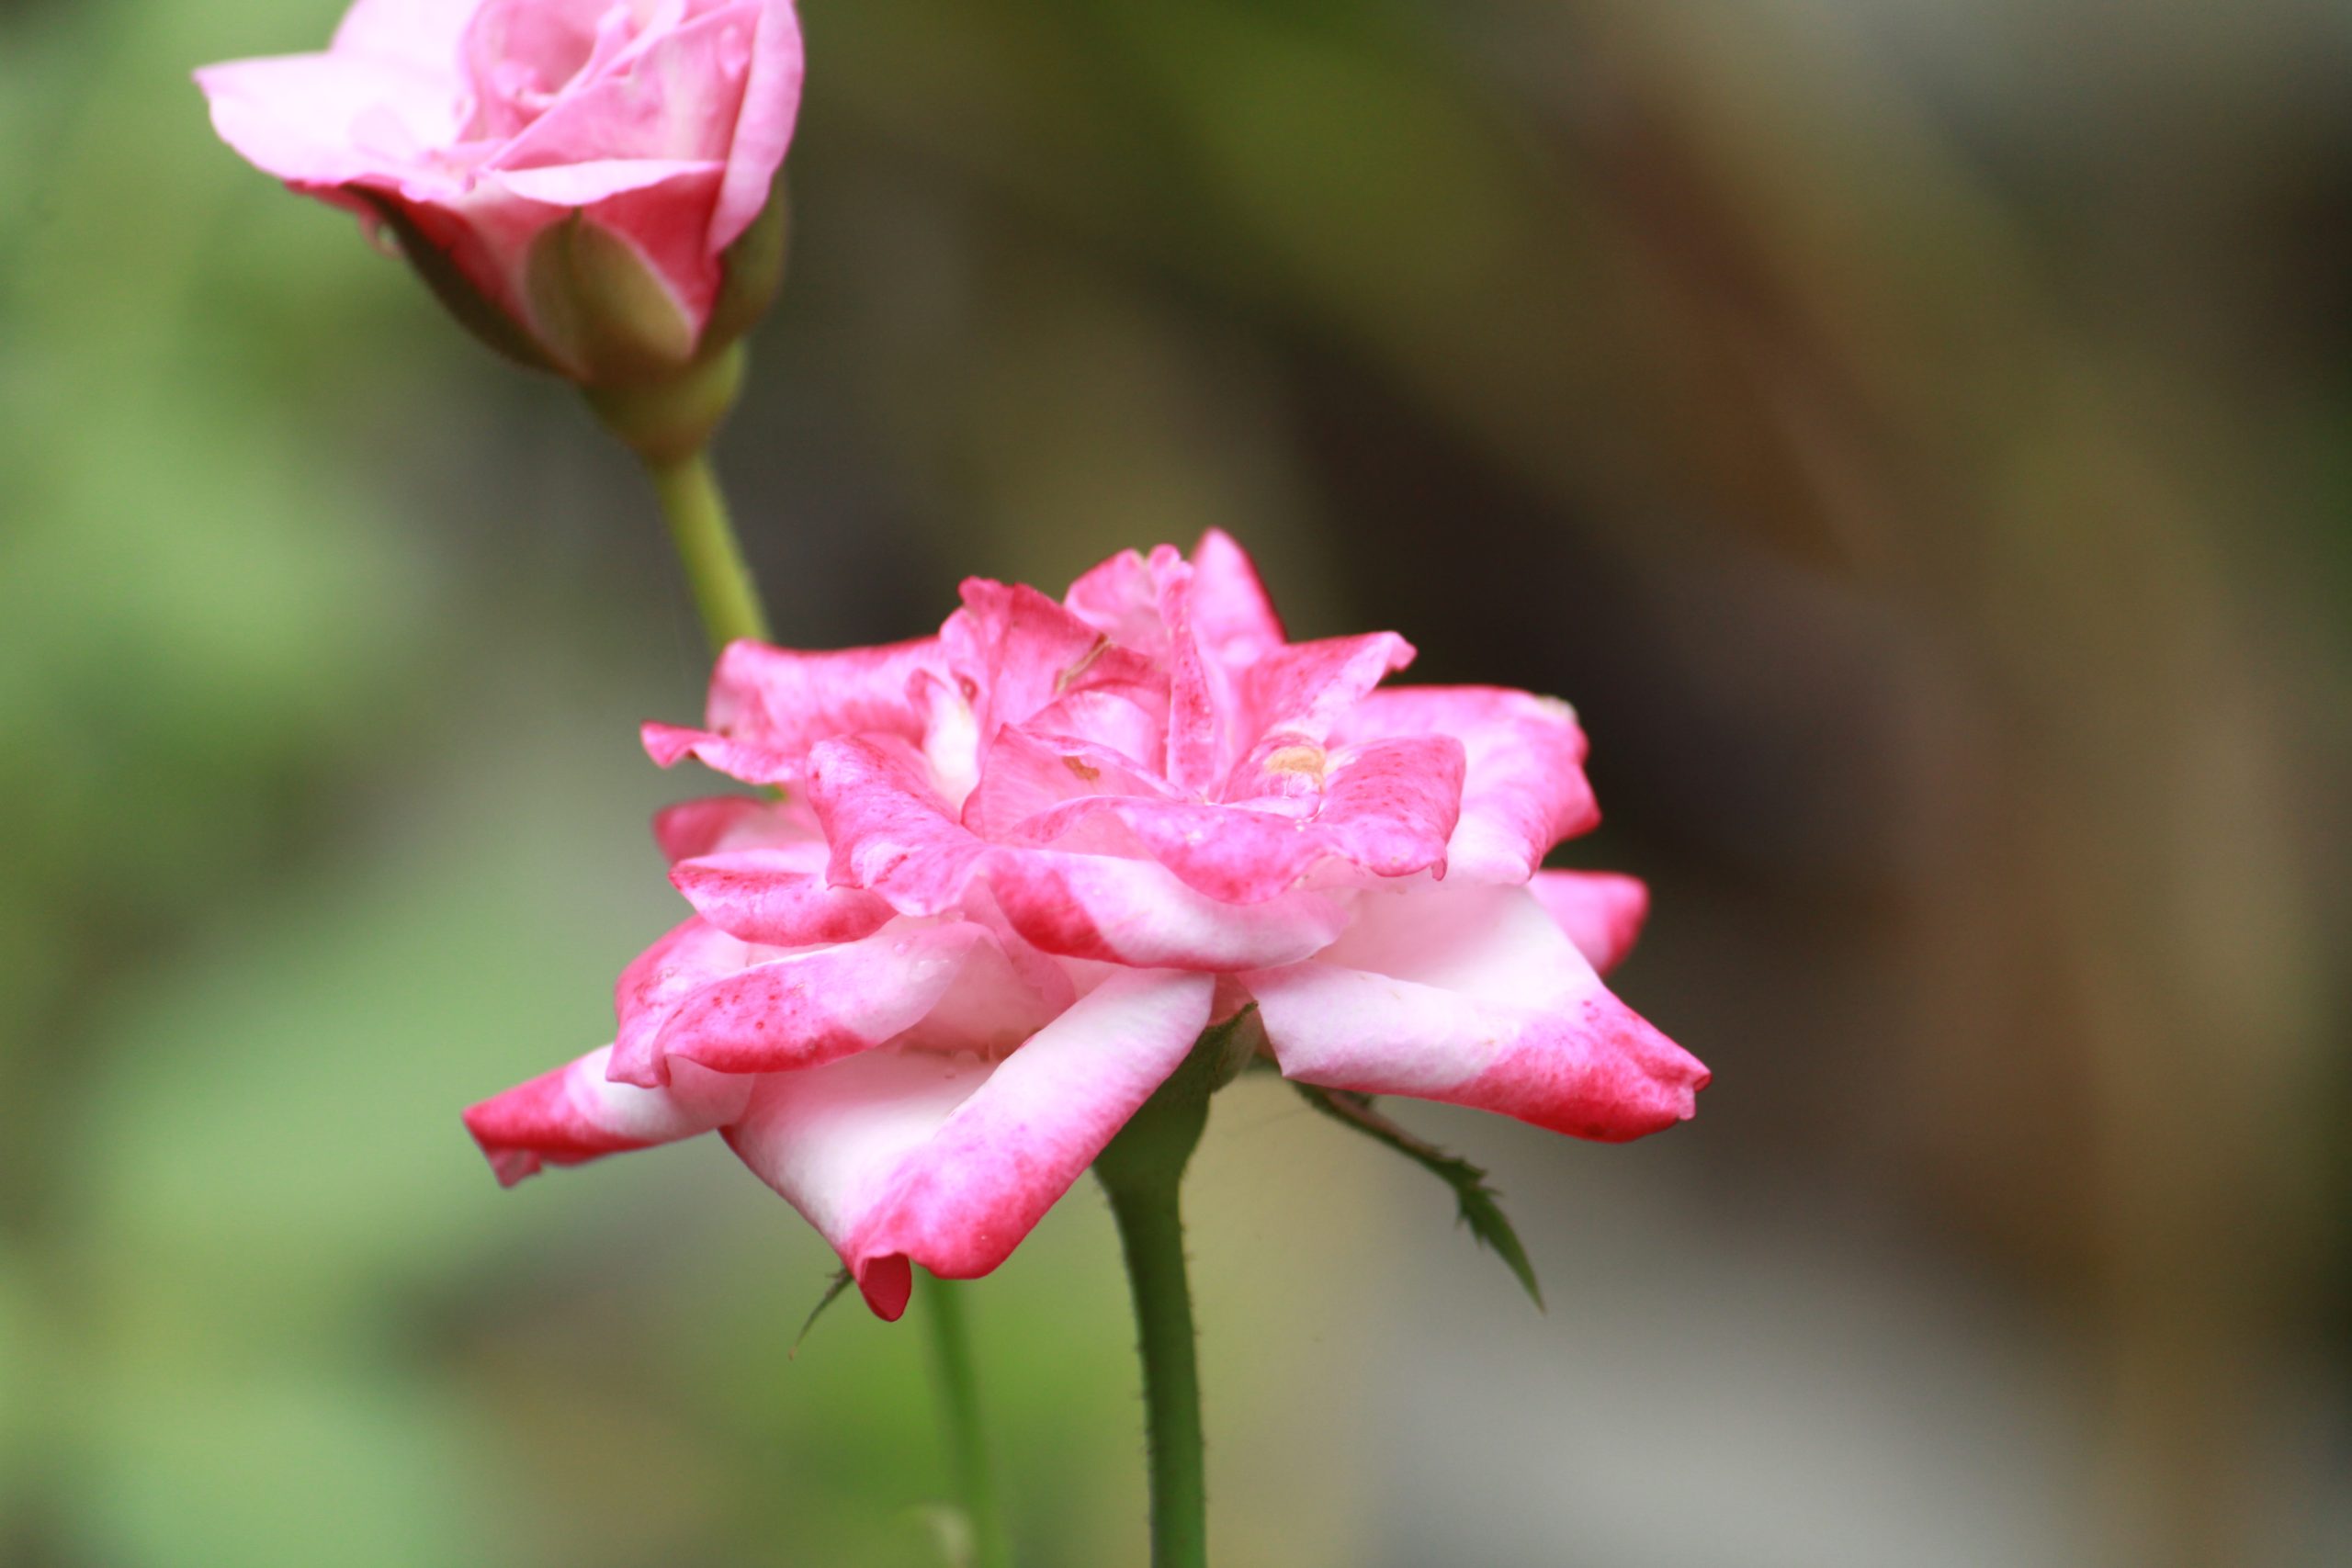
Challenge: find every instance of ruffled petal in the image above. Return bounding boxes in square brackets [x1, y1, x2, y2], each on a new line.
[463, 1044, 753, 1186]
[709, 0, 805, 253]
[982, 848, 1350, 969]
[196, 52, 465, 187]
[650, 794, 803, 863]
[1232, 632, 1416, 760]
[1244, 884, 1705, 1141]
[1186, 529, 1285, 667]
[1529, 870, 1648, 975]
[654, 635, 948, 785]
[670, 848, 899, 947]
[807, 735, 990, 917]
[1334, 687, 1597, 883]
[611, 916, 991, 1085]
[723, 969, 1216, 1317]
[641, 721, 801, 786]
[812, 735, 1352, 966]
[945, 579, 1162, 739]
[487, 5, 758, 172]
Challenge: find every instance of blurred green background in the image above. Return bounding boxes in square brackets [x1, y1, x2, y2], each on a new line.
[3, 1, 2348, 1564]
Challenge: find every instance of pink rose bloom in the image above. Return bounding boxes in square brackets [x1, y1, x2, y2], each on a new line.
[196, 0, 802, 379]
[466, 534, 1707, 1318]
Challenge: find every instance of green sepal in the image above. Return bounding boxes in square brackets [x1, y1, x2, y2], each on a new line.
[1094, 1006, 1261, 1197]
[1291, 1083, 1544, 1309]
[788, 1267, 856, 1359]
[703, 180, 790, 354]
[525, 213, 699, 386]
[358, 194, 558, 373]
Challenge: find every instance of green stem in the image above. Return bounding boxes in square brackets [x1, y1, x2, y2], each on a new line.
[1102, 1167, 1207, 1568]
[917, 1270, 1013, 1568]
[625, 416, 1011, 1568]
[646, 446, 771, 654]
[1095, 1023, 1227, 1568]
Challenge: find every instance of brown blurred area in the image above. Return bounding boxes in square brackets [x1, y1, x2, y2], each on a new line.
[3, 1, 2346, 1564]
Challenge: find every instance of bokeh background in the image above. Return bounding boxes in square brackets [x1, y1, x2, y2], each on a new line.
[4, 0, 2348, 1563]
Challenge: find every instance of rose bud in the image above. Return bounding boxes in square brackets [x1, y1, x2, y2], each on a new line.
[197, 1, 802, 451]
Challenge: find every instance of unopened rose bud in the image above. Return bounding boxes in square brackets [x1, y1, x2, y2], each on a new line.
[197, 0, 803, 401]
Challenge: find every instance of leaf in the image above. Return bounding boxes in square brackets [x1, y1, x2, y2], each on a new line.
[1291, 1084, 1544, 1310]
[790, 1269, 857, 1359]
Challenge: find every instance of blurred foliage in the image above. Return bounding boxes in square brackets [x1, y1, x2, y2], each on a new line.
[4, 1, 2348, 1566]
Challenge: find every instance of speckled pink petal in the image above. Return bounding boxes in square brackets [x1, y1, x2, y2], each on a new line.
[645, 919, 988, 1077]
[650, 794, 808, 863]
[1186, 528, 1286, 668]
[463, 1044, 754, 1186]
[1334, 686, 1597, 883]
[1244, 883, 1705, 1141]
[723, 969, 1215, 1317]
[670, 847, 899, 947]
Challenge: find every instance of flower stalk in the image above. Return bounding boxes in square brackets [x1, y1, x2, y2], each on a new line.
[918, 1270, 1014, 1568]
[644, 445, 771, 655]
[617, 397, 1011, 1567]
[1094, 1029, 1222, 1568]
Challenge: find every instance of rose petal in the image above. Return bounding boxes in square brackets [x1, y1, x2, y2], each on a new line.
[710, 0, 805, 253]
[650, 794, 804, 863]
[670, 848, 899, 948]
[1529, 870, 1649, 975]
[723, 969, 1215, 1316]
[1334, 687, 1597, 883]
[196, 52, 465, 188]
[463, 1044, 753, 1186]
[812, 735, 1351, 966]
[1186, 529, 1286, 667]
[1244, 884, 1705, 1141]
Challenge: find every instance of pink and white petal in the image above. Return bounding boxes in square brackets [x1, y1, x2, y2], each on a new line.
[464, 1044, 753, 1186]
[1007, 735, 1459, 902]
[1336, 687, 1597, 883]
[483, 157, 722, 207]
[897, 927, 1069, 1056]
[610, 917, 755, 1086]
[1244, 884, 1704, 1141]
[984, 846, 1350, 969]
[1187, 529, 1286, 667]
[699, 635, 946, 766]
[1062, 548, 1167, 655]
[1019, 683, 1170, 773]
[710, 0, 806, 253]
[1304, 736, 1464, 878]
[650, 794, 817, 863]
[807, 735, 991, 917]
[1009, 796, 1325, 903]
[1153, 554, 1229, 796]
[946, 580, 1160, 736]
[724, 970, 1216, 1317]
[641, 720, 803, 786]
[648, 919, 989, 1077]
[1529, 871, 1649, 975]
[961, 723, 1174, 843]
[670, 848, 897, 947]
[197, 53, 464, 186]
[1232, 633, 1415, 760]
